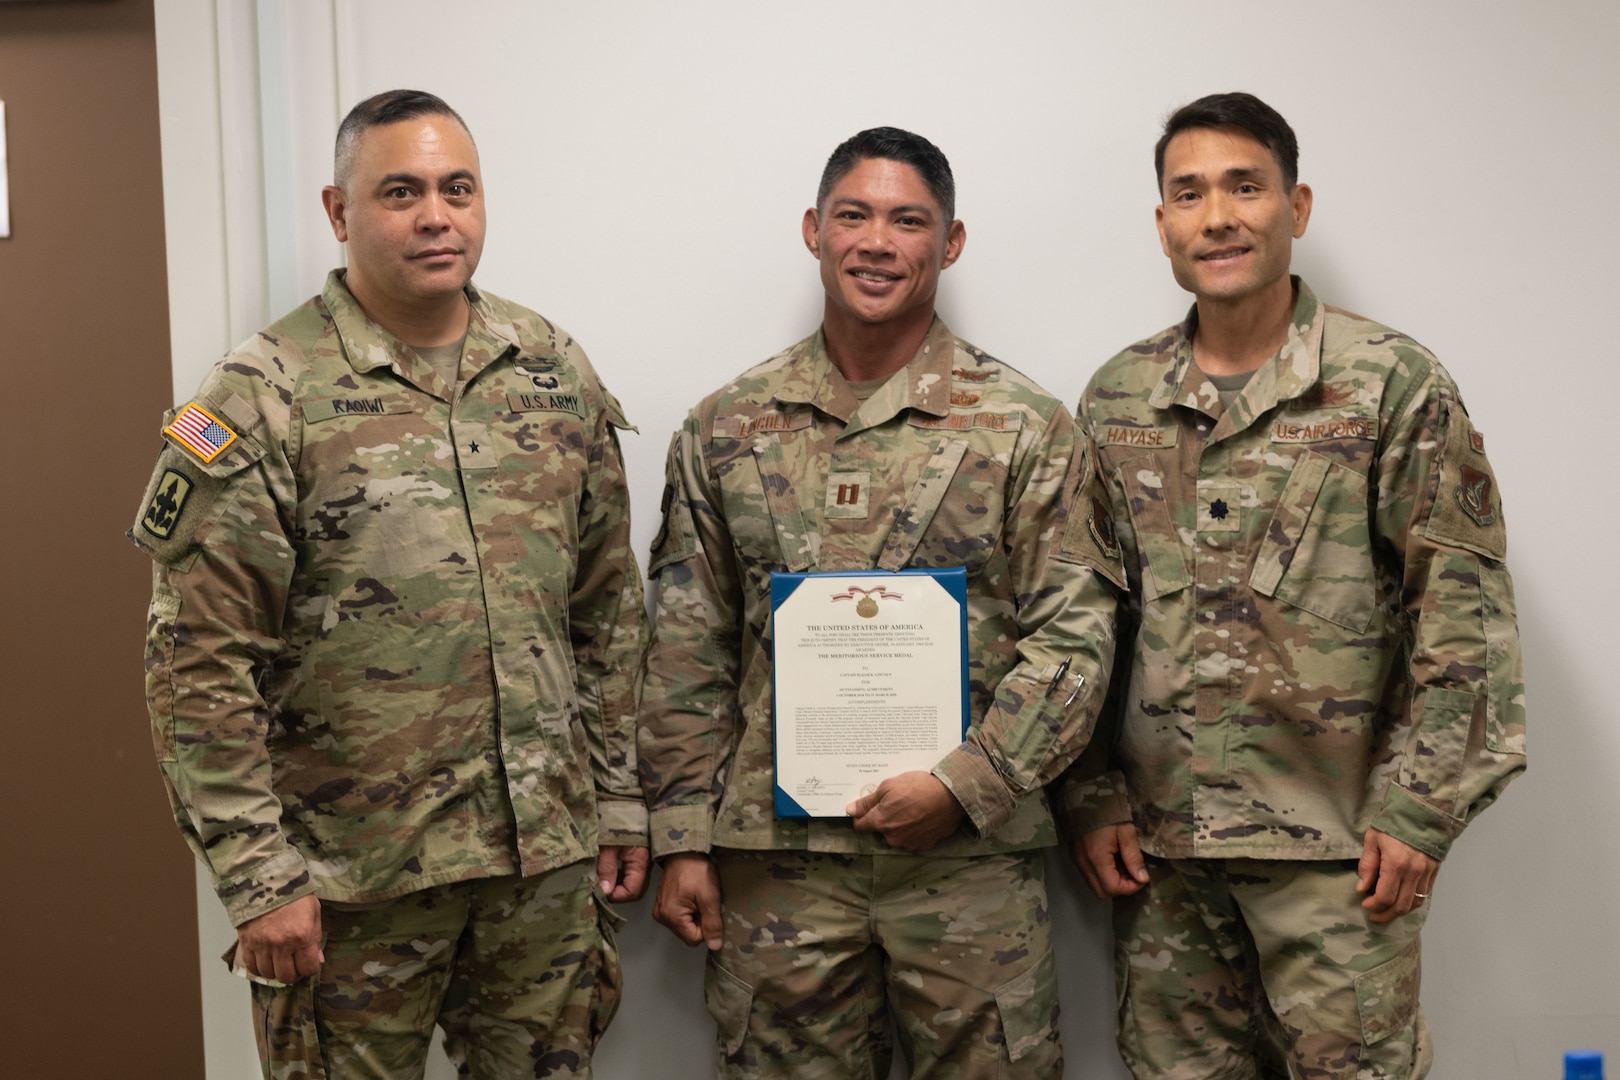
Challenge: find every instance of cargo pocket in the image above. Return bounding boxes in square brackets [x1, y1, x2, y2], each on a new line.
[1250, 450, 1376, 632]
[992, 946, 1060, 1064]
[1399, 687, 1477, 812]
[1355, 938, 1420, 1048]
[704, 954, 754, 1058]
[1481, 563, 1526, 756]
[589, 887, 627, 1048]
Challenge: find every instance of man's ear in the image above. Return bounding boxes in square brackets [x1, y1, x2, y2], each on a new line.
[941, 219, 966, 270]
[322, 186, 350, 243]
[802, 207, 821, 259]
[1291, 182, 1314, 239]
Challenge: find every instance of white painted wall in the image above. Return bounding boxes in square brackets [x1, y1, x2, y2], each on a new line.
[152, 2, 1620, 1077]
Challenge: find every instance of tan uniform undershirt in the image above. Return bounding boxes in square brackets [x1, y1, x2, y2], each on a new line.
[414, 335, 468, 395]
[1203, 367, 1255, 412]
[845, 373, 893, 403]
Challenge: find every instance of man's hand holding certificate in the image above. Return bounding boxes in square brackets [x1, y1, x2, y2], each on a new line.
[770, 568, 968, 823]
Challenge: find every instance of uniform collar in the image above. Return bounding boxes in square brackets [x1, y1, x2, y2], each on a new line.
[776, 316, 956, 431]
[1146, 276, 1325, 419]
[322, 270, 519, 397]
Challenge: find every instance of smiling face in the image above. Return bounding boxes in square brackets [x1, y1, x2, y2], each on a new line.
[802, 156, 965, 333]
[321, 114, 486, 317]
[1155, 125, 1311, 310]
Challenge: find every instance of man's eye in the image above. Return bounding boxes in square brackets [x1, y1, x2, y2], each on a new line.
[1236, 183, 1259, 194]
[387, 186, 414, 199]
[447, 183, 472, 197]
[1174, 191, 1199, 203]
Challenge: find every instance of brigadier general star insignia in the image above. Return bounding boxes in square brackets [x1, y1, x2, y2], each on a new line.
[165, 402, 238, 463]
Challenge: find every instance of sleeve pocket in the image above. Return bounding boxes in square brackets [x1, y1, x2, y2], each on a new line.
[145, 587, 181, 762]
[649, 432, 699, 574]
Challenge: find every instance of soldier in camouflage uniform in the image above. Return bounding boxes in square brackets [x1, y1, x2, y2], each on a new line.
[1064, 93, 1526, 1080]
[640, 127, 1124, 1078]
[130, 90, 648, 1079]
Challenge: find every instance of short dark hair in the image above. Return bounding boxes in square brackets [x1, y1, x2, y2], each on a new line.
[1154, 92, 1299, 195]
[817, 127, 956, 222]
[333, 89, 473, 188]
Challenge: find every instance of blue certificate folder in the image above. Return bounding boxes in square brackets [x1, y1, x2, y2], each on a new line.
[770, 567, 969, 819]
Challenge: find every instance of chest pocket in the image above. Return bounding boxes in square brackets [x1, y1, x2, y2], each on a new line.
[879, 436, 1007, 577]
[1249, 450, 1377, 632]
[1118, 458, 1192, 602]
[749, 434, 817, 572]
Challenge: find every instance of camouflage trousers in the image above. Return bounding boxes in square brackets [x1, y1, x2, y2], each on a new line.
[1112, 857, 1432, 1080]
[705, 848, 1062, 1079]
[244, 861, 623, 1080]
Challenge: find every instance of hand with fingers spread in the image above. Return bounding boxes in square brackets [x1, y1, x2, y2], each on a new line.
[1072, 823, 1150, 899]
[236, 893, 324, 984]
[653, 853, 724, 951]
[1356, 829, 1439, 923]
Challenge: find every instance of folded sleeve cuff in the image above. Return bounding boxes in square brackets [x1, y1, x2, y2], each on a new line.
[933, 743, 1019, 838]
[1061, 769, 1133, 837]
[648, 803, 714, 859]
[217, 849, 317, 928]
[597, 798, 649, 849]
[1369, 782, 1466, 861]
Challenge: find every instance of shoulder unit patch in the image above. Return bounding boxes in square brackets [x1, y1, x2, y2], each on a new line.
[1422, 401, 1507, 561]
[141, 469, 193, 540]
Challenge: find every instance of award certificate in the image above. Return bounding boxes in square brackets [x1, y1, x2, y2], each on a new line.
[770, 567, 969, 818]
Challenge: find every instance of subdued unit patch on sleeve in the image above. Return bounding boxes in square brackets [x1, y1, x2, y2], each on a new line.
[1056, 438, 1128, 592]
[1422, 401, 1507, 562]
[132, 400, 267, 569]
[648, 434, 697, 574]
[129, 447, 234, 569]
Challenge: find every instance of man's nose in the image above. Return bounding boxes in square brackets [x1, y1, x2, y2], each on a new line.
[1202, 191, 1236, 232]
[417, 191, 451, 230]
[856, 221, 895, 254]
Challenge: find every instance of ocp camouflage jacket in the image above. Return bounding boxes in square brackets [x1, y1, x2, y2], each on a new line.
[640, 318, 1123, 858]
[1063, 279, 1525, 862]
[132, 271, 647, 926]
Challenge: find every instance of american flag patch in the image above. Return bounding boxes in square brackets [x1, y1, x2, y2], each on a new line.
[165, 402, 238, 463]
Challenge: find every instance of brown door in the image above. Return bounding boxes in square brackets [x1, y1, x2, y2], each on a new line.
[0, 1, 204, 1074]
